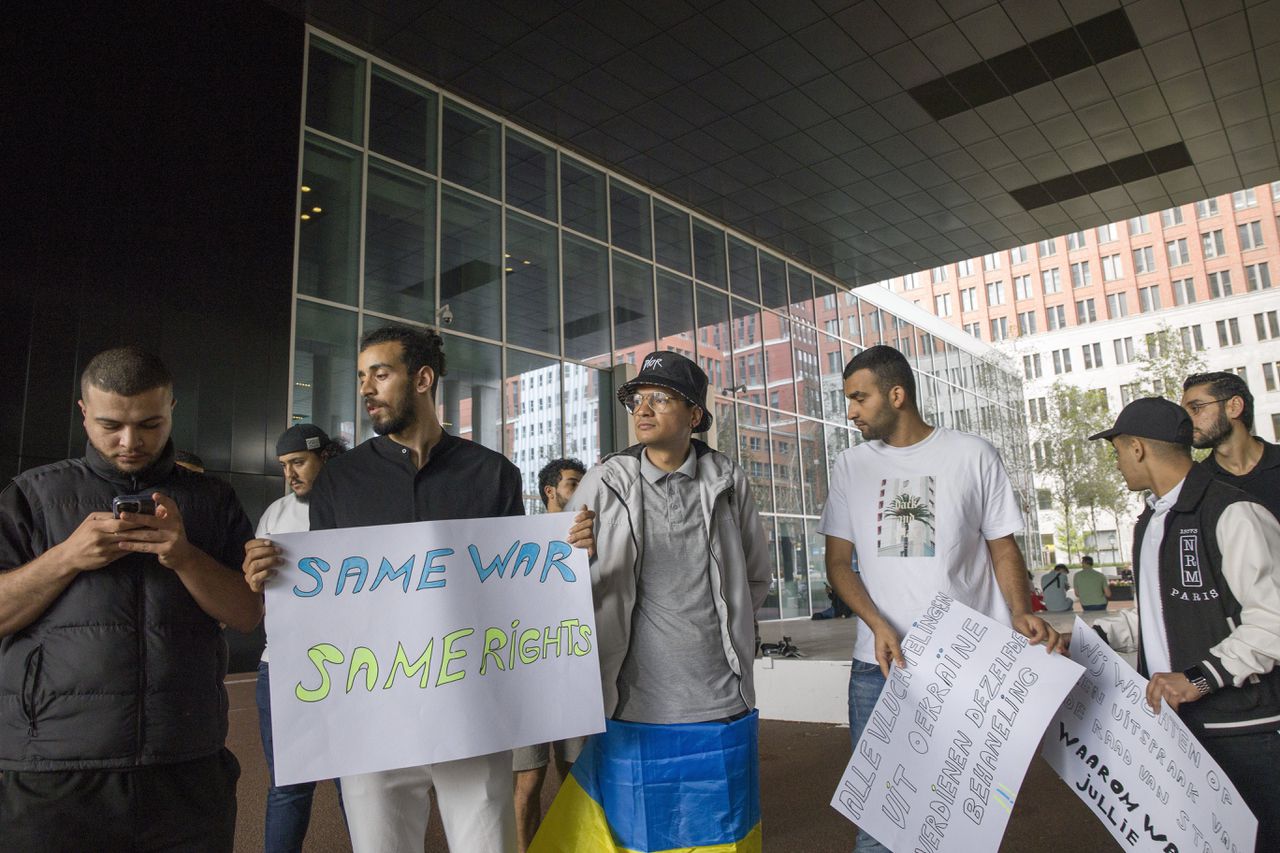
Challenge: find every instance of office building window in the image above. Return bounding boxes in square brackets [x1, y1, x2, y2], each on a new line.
[1216, 317, 1241, 347]
[1120, 382, 1142, 405]
[1201, 229, 1225, 258]
[1113, 337, 1135, 365]
[1264, 363, 1279, 393]
[899, 272, 921, 290]
[1178, 325, 1204, 352]
[1138, 285, 1161, 313]
[1245, 262, 1272, 291]
[1066, 231, 1087, 251]
[1046, 304, 1066, 330]
[1096, 223, 1118, 243]
[1171, 278, 1196, 305]
[1101, 254, 1123, 281]
[983, 252, 1002, 270]
[1239, 221, 1264, 250]
[1255, 310, 1280, 341]
[1233, 188, 1257, 209]
[1160, 207, 1184, 226]
[1082, 341, 1103, 370]
[1274, 413, 1280, 442]
[1023, 353, 1042, 379]
[1133, 246, 1156, 274]
[986, 281, 1005, 305]
[1128, 215, 1149, 236]
[1011, 245, 1029, 263]
[1028, 397, 1048, 422]
[1038, 238, 1058, 257]
[1165, 238, 1189, 267]
[960, 287, 977, 312]
[934, 293, 952, 316]
[1070, 261, 1091, 287]
[1196, 198, 1219, 218]
[1106, 292, 1129, 318]
[931, 266, 948, 283]
[1075, 298, 1096, 324]
[990, 316, 1009, 341]
[1042, 268, 1062, 294]
[1014, 274, 1033, 300]
[957, 258, 974, 276]
[1051, 348, 1072, 374]
[1208, 270, 1233, 298]
[962, 321, 982, 339]
[1017, 310, 1037, 335]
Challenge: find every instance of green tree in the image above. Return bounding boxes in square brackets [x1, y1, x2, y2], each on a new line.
[1134, 323, 1208, 401]
[1032, 382, 1113, 564]
[884, 492, 934, 557]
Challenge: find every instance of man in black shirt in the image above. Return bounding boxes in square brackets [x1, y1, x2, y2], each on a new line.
[1182, 372, 1280, 519]
[310, 324, 522, 853]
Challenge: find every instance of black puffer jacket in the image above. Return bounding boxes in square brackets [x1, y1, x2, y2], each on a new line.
[0, 441, 253, 770]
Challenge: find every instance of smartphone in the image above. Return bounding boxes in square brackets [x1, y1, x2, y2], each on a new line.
[112, 494, 157, 518]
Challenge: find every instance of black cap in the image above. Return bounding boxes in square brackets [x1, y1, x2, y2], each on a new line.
[616, 350, 712, 432]
[276, 423, 331, 456]
[1088, 397, 1193, 444]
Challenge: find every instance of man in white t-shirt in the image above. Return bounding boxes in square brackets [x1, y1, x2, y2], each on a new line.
[819, 345, 1062, 853]
[242, 423, 346, 853]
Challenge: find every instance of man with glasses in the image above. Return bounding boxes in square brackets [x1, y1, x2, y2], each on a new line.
[1182, 372, 1280, 519]
[542, 350, 770, 850]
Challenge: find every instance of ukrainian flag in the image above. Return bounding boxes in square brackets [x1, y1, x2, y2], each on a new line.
[530, 711, 762, 853]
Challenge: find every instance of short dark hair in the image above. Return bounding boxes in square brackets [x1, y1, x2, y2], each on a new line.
[80, 346, 173, 398]
[319, 438, 347, 461]
[537, 457, 586, 508]
[1054, 563, 1068, 571]
[1183, 371, 1253, 430]
[843, 344, 916, 406]
[1081, 555, 1094, 566]
[360, 324, 447, 394]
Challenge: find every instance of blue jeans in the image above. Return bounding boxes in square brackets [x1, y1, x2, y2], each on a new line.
[848, 660, 891, 853]
[1082, 603, 1108, 611]
[257, 662, 342, 853]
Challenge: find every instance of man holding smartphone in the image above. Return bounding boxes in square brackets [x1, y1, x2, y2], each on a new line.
[0, 346, 261, 852]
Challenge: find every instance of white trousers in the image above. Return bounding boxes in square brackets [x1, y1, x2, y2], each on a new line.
[340, 750, 516, 853]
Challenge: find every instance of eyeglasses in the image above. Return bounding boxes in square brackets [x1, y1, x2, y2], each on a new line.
[622, 391, 680, 414]
[1185, 397, 1231, 415]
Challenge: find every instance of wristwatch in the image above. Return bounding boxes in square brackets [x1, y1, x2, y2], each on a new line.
[1183, 664, 1212, 697]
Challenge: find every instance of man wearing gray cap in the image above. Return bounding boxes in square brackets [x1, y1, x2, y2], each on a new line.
[242, 423, 346, 853]
[1089, 397, 1280, 850]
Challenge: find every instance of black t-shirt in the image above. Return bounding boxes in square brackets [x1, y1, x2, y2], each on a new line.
[309, 432, 524, 531]
[1199, 438, 1280, 522]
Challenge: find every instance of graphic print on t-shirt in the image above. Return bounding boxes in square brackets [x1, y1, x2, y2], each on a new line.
[876, 476, 936, 557]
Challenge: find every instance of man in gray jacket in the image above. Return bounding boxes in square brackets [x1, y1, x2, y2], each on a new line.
[569, 350, 770, 823]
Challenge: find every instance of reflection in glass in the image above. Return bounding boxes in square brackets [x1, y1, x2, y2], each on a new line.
[770, 412, 801, 514]
[506, 131, 555, 220]
[825, 422, 852, 466]
[564, 362, 611, 465]
[758, 516, 780, 621]
[738, 402, 772, 512]
[787, 265, 815, 324]
[364, 162, 435, 321]
[442, 101, 500, 198]
[653, 201, 691, 274]
[713, 397, 737, 464]
[440, 188, 501, 339]
[696, 286, 732, 394]
[791, 321, 822, 419]
[293, 301, 357, 448]
[370, 68, 434, 172]
[505, 213, 559, 354]
[298, 135, 361, 305]
[306, 39, 364, 144]
[861, 302, 885, 347]
[777, 518, 809, 619]
[839, 290, 862, 345]
[731, 299, 766, 404]
[763, 313, 796, 413]
[561, 158, 607, 239]
[610, 180, 651, 259]
[818, 333, 845, 421]
[805, 519, 828, 615]
[798, 416, 828, 516]
[759, 252, 788, 310]
[728, 237, 760, 302]
[612, 254, 655, 356]
[437, 333, 501, 451]
[562, 235, 611, 364]
[693, 221, 727, 288]
[657, 271, 694, 348]
[506, 350, 561, 513]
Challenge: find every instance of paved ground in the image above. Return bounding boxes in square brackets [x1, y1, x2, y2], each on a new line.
[227, 666, 1125, 852]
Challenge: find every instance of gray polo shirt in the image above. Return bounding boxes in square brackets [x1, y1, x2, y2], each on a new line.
[613, 447, 747, 723]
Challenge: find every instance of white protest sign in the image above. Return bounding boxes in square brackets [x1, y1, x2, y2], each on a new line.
[1042, 617, 1256, 853]
[264, 513, 604, 785]
[831, 595, 1084, 853]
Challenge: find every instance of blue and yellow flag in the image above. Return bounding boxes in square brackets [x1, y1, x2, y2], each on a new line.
[530, 712, 762, 853]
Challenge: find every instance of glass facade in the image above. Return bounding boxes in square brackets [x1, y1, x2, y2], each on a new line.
[291, 32, 1042, 620]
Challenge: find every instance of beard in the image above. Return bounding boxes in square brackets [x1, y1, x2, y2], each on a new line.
[858, 410, 897, 442]
[370, 395, 416, 436]
[1191, 410, 1232, 449]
